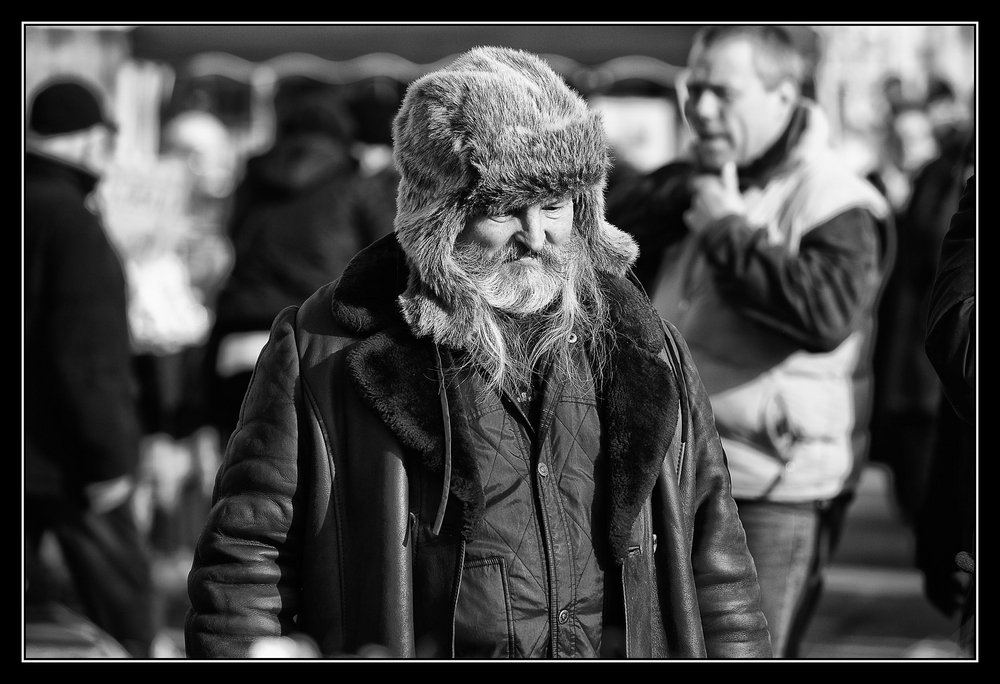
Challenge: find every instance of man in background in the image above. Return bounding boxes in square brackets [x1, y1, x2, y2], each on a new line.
[24, 78, 158, 658]
[607, 25, 895, 657]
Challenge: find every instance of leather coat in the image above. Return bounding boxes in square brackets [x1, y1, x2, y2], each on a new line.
[185, 234, 771, 659]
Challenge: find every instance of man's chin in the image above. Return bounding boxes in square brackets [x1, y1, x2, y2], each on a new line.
[486, 270, 562, 315]
[695, 142, 735, 172]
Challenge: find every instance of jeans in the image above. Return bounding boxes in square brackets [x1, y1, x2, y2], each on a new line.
[735, 499, 822, 658]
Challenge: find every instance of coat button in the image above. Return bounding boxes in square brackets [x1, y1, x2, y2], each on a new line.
[567, 333, 578, 344]
[558, 609, 569, 624]
[538, 463, 548, 477]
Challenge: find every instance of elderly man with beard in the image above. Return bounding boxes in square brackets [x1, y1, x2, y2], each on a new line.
[185, 46, 771, 660]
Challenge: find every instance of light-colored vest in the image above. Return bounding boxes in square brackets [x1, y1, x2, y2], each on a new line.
[652, 144, 889, 502]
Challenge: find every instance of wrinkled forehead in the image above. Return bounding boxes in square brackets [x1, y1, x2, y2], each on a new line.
[471, 191, 577, 218]
[688, 38, 762, 87]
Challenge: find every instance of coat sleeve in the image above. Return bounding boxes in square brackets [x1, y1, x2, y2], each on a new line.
[665, 320, 773, 658]
[44, 197, 141, 485]
[925, 174, 976, 425]
[698, 206, 888, 352]
[185, 306, 306, 658]
[604, 161, 694, 292]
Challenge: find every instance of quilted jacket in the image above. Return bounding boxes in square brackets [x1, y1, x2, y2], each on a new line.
[184, 233, 771, 659]
[446, 343, 610, 657]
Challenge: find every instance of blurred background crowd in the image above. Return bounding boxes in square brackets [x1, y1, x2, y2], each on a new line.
[23, 23, 975, 659]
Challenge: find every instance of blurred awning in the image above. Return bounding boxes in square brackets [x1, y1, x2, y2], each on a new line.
[126, 24, 820, 147]
[128, 23, 820, 93]
[128, 24, 707, 71]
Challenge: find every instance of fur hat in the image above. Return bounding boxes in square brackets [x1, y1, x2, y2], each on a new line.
[391, 46, 638, 346]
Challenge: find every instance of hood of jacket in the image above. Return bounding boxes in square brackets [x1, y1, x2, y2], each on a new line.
[327, 233, 679, 560]
[244, 133, 357, 194]
[390, 46, 639, 351]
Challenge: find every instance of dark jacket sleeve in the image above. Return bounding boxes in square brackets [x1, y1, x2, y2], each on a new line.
[913, 179, 975, 609]
[665, 320, 772, 658]
[185, 307, 305, 658]
[925, 174, 976, 425]
[698, 207, 888, 352]
[605, 161, 695, 293]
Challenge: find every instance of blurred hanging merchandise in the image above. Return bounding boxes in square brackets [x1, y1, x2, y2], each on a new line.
[98, 149, 221, 358]
[98, 61, 239, 611]
[76, 66, 203, 360]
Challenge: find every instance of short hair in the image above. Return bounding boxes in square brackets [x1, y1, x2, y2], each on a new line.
[689, 25, 806, 93]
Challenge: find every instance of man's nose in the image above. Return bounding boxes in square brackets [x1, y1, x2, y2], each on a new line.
[514, 206, 546, 252]
[689, 90, 721, 122]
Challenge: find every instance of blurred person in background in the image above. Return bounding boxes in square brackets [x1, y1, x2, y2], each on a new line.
[874, 103, 939, 214]
[347, 77, 405, 245]
[870, 77, 974, 526]
[123, 109, 239, 620]
[24, 77, 158, 658]
[199, 81, 393, 452]
[916, 173, 975, 658]
[185, 46, 771, 660]
[881, 74, 907, 118]
[125, 109, 235, 464]
[606, 25, 895, 657]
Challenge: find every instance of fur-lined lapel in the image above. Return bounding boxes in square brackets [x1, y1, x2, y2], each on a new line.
[600, 276, 680, 560]
[332, 234, 678, 560]
[334, 235, 486, 536]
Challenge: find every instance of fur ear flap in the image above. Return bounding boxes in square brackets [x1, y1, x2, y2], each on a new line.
[393, 200, 467, 305]
[575, 192, 639, 277]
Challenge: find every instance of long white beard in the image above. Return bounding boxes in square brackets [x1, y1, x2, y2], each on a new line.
[452, 238, 568, 315]
[451, 234, 610, 397]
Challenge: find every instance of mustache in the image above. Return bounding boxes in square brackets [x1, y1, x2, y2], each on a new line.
[455, 238, 569, 275]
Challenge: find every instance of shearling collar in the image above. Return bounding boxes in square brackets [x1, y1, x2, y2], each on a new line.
[330, 234, 679, 561]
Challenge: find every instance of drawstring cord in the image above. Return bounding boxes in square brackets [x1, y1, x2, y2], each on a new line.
[432, 345, 452, 536]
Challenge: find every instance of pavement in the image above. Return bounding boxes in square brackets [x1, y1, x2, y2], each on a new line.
[797, 463, 971, 660]
[24, 463, 974, 661]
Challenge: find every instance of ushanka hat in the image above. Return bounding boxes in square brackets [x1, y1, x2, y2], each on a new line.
[391, 46, 638, 346]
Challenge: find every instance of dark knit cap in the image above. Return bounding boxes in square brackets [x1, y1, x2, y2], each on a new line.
[28, 78, 116, 136]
